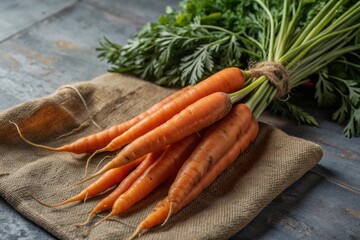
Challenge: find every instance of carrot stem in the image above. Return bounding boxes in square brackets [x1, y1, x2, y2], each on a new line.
[229, 75, 267, 104]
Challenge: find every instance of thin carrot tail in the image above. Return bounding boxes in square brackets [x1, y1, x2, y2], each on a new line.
[12, 118, 115, 181]
[73, 161, 118, 186]
[30, 194, 80, 208]
[75, 159, 122, 186]
[83, 192, 89, 204]
[82, 149, 109, 178]
[75, 158, 122, 186]
[89, 160, 120, 181]
[127, 228, 147, 240]
[94, 155, 114, 173]
[82, 213, 114, 237]
[74, 210, 97, 227]
[10, 121, 64, 152]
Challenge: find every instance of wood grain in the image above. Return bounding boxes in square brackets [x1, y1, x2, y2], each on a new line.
[0, 0, 76, 42]
[0, 0, 359, 239]
[0, 1, 141, 110]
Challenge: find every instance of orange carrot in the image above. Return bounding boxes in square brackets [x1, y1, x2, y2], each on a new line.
[90, 132, 201, 229]
[129, 198, 170, 239]
[88, 92, 233, 180]
[13, 68, 244, 155]
[167, 104, 252, 217]
[11, 86, 192, 154]
[101, 68, 245, 153]
[180, 119, 259, 207]
[31, 155, 146, 208]
[130, 119, 259, 239]
[78, 149, 165, 226]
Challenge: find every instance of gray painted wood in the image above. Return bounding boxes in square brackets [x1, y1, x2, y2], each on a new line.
[0, 0, 76, 42]
[85, 0, 179, 24]
[260, 109, 360, 192]
[0, 1, 141, 111]
[232, 171, 360, 239]
[0, 0, 359, 239]
[0, 198, 55, 240]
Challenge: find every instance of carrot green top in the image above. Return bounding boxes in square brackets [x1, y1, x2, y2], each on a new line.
[98, 0, 360, 137]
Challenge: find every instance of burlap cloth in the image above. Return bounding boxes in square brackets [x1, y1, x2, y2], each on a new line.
[0, 73, 323, 240]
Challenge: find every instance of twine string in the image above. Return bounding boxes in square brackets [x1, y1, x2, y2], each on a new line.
[248, 61, 290, 98]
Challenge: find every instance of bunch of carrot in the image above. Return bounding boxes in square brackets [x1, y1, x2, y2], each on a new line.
[12, 0, 360, 237]
[15, 67, 262, 239]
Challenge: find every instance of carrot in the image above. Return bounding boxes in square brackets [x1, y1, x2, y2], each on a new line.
[129, 119, 259, 239]
[167, 103, 252, 217]
[31, 155, 146, 208]
[13, 68, 244, 155]
[90, 132, 201, 230]
[180, 119, 259, 207]
[11, 85, 192, 154]
[77, 148, 165, 226]
[128, 198, 170, 239]
[100, 67, 245, 153]
[87, 92, 233, 181]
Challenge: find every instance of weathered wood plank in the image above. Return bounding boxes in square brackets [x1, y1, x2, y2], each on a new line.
[232, 171, 360, 239]
[0, 0, 76, 42]
[260, 109, 360, 192]
[84, 0, 179, 24]
[0, 198, 55, 240]
[1, 0, 359, 239]
[0, 2, 142, 111]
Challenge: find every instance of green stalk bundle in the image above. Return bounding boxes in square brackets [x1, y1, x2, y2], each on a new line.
[97, 0, 360, 137]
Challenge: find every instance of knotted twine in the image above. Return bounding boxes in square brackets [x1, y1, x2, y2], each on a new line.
[248, 61, 290, 99]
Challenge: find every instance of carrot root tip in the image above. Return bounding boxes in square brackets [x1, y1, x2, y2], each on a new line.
[82, 148, 109, 179]
[127, 228, 147, 240]
[83, 150, 100, 178]
[9, 120, 60, 151]
[84, 212, 113, 236]
[83, 192, 89, 204]
[29, 194, 67, 208]
[162, 203, 173, 227]
[74, 214, 94, 228]
[72, 171, 101, 186]
[93, 155, 112, 174]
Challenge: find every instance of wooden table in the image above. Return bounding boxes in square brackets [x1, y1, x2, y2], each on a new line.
[0, 1, 359, 239]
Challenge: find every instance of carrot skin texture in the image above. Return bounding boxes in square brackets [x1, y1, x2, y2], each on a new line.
[104, 67, 245, 152]
[106, 133, 201, 217]
[129, 198, 170, 239]
[96, 92, 232, 176]
[70, 156, 144, 197]
[130, 119, 259, 238]
[58, 123, 133, 154]
[20, 86, 192, 154]
[167, 104, 252, 214]
[35, 155, 145, 208]
[15, 68, 243, 154]
[86, 149, 164, 218]
[180, 119, 259, 209]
